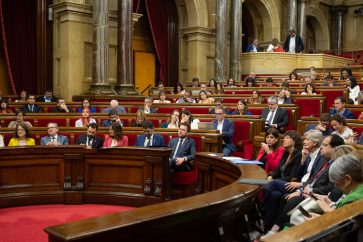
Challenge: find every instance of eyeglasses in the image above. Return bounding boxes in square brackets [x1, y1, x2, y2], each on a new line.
[48, 126, 57, 129]
[215, 113, 224, 116]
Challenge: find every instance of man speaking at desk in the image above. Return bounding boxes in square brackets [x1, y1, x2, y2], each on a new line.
[168, 122, 196, 172]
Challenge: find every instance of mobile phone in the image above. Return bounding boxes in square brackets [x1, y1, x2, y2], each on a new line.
[310, 193, 318, 200]
[297, 205, 312, 218]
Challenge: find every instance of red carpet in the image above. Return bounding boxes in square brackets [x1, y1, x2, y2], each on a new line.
[0, 204, 134, 242]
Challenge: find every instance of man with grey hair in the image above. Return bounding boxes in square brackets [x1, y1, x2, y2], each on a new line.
[285, 130, 324, 192]
[261, 96, 288, 132]
[101, 99, 126, 114]
[41, 122, 69, 146]
[139, 96, 157, 114]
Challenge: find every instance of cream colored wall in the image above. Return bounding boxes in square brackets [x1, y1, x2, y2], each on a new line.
[177, 0, 283, 83]
[344, 6, 363, 50]
[52, 0, 152, 100]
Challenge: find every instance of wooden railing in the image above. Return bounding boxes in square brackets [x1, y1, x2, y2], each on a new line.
[262, 199, 363, 242]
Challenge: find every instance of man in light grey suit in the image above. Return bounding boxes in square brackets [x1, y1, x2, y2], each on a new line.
[41, 122, 69, 146]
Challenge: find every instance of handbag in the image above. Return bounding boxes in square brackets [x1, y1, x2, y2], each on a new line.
[289, 197, 324, 225]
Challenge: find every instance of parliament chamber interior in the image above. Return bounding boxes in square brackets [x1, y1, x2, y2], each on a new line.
[0, 0, 363, 242]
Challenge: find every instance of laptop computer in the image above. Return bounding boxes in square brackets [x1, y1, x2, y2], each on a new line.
[198, 122, 215, 130]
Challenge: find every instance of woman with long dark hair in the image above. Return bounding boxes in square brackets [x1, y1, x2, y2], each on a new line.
[262, 130, 303, 231]
[256, 128, 284, 174]
[103, 122, 128, 147]
[231, 99, 252, 116]
[346, 76, 360, 104]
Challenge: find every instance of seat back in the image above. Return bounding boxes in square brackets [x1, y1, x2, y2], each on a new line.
[172, 164, 198, 185]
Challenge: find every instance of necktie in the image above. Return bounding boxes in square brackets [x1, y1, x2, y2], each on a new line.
[172, 138, 183, 159]
[87, 137, 92, 146]
[267, 110, 275, 124]
[30, 106, 33, 112]
[308, 161, 330, 185]
[146, 138, 151, 147]
[51, 136, 56, 142]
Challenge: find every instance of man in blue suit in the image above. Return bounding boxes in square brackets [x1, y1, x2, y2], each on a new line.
[168, 122, 196, 172]
[40, 122, 69, 146]
[245, 38, 259, 52]
[329, 96, 354, 119]
[212, 105, 238, 156]
[135, 120, 165, 147]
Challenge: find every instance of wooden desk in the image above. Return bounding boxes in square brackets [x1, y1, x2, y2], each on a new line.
[44, 152, 266, 242]
[0, 146, 171, 208]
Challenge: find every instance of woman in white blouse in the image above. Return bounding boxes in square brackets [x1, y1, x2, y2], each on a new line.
[346, 76, 360, 104]
[75, 108, 96, 127]
[153, 91, 171, 103]
[330, 114, 357, 143]
[180, 109, 199, 130]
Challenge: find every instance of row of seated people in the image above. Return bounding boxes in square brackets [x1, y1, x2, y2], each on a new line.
[2, 95, 362, 135]
[156, 69, 361, 99]
[0, 106, 239, 156]
[2, 82, 359, 116]
[4, 91, 361, 120]
[252, 127, 363, 239]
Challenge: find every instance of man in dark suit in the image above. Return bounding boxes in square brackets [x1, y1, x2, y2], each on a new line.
[76, 123, 103, 149]
[52, 98, 72, 113]
[285, 130, 324, 192]
[135, 120, 165, 147]
[101, 109, 124, 127]
[22, 94, 42, 113]
[284, 29, 304, 53]
[168, 122, 196, 172]
[212, 105, 238, 156]
[40, 122, 69, 145]
[261, 96, 288, 133]
[36, 90, 57, 102]
[329, 96, 354, 119]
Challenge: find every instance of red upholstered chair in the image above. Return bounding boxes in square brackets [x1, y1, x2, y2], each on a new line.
[69, 118, 78, 127]
[349, 110, 361, 119]
[127, 133, 137, 146]
[185, 107, 209, 114]
[38, 118, 67, 127]
[222, 98, 240, 103]
[161, 134, 171, 145]
[171, 163, 198, 199]
[190, 135, 202, 152]
[172, 164, 198, 185]
[130, 107, 139, 113]
[4, 133, 13, 146]
[157, 107, 179, 114]
[231, 121, 253, 159]
[147, 119, 160, 128]
[319, 90, 344, 112]
[294, 99, 321, 117]
[248, 108, 263, 115]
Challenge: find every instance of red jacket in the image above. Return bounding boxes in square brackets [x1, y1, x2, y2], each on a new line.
[256, 146, 285, 174]
[103, 134, 128, 148]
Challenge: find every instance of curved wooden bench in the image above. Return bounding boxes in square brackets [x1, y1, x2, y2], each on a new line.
[44, 152, 266, 242]
[0, 147, 266, 241]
